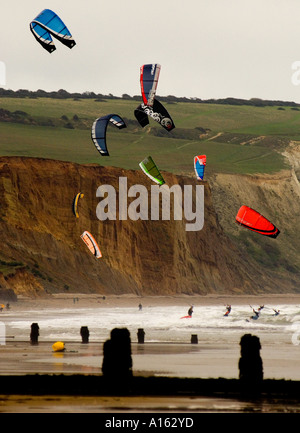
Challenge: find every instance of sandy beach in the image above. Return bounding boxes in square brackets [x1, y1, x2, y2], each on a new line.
[11, 292, 300, 309]
[45, 292, 300, 313]
[1, 293, 300, 378]
[1, 293, 300, 413]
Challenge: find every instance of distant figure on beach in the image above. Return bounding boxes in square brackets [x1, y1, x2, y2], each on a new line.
[138, 303, 142, 311]
[188, 305, 194, 317]
[239, 333, 263, 396]
[102, 327, 133, 391]
[272, 309, 280, 316]
[224, 305, 231, 316]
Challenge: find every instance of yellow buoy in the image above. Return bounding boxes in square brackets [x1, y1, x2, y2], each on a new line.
[52, 341, 65, 352]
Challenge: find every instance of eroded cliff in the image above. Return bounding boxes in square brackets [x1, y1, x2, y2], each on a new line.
[0, 156, 298, 298]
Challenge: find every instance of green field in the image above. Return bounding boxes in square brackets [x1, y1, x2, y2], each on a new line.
[0, 96, 297, 176]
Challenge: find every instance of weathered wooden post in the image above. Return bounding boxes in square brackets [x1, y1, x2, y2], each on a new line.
[80, 326, 89, 343]
[102, 328, 133, 393]
[30, 323, 39, 345]
[137, 328, 145, 344]
[191, 334, 198, 344]
[239, 333, 263, 397]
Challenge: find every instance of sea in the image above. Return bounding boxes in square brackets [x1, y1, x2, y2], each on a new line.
[2, 302, 300, 344]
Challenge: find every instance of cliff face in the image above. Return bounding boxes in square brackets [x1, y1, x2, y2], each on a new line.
[0, 268, 43, 299]
[0, 156, 297, 297]
[209, 167, 300, 291]
[210, 170, 300, 262]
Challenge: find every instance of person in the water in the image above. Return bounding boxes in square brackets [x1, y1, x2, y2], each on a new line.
[224, 305, 231, 316]
[188, 305, 194, 317]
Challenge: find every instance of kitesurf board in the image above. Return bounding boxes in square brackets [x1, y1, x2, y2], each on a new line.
[180, 315, 192, 319]
[246, 316, 259, 322]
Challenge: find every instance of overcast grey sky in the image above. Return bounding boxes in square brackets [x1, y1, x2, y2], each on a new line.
[1, 0, 300, 102]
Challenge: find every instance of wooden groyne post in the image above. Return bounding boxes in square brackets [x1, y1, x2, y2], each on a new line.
[191, 334, 198, 344]
[239, 333, 263, 396]
[80, 326, 89, 344]
[137, 328, 145, 344]
[30, 323, 39, 345]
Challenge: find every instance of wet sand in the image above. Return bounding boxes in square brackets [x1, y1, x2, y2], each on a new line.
[1, 394, 300, 413]
[1, 339, 300, 380]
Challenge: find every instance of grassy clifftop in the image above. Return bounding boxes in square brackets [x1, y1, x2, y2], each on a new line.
[0, 97, 292, 176]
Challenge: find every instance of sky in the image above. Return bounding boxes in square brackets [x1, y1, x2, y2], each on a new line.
[2, 0, 300, 102]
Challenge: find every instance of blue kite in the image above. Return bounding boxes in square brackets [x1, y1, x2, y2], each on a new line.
[91, 114, 127, 156]
[30, 9, 76, 53]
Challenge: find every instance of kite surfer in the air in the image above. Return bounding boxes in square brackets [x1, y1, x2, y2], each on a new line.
[188, 306, 194, 317]
[224, 305, 231, 316]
